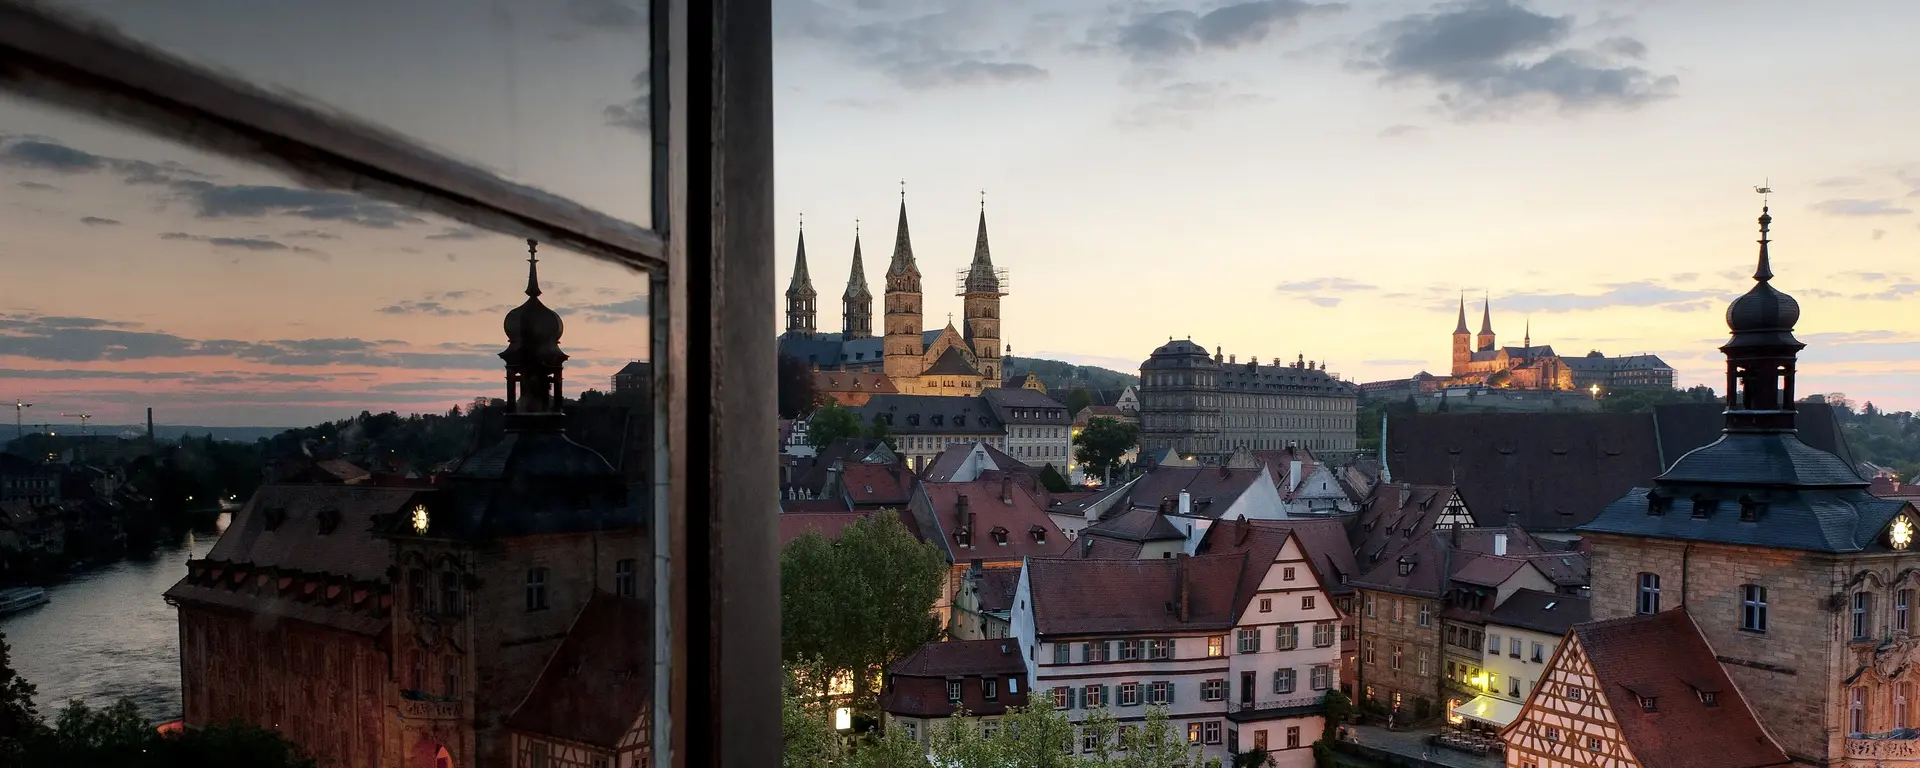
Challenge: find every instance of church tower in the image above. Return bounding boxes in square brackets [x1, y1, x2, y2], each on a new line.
[1477, 296, 1496, 352]
[883, 188, 925, 382]
[959, 199, 1008, 382]
[784, 224, 816, 336]
[1451, 295, 1472, 376]
[1721, 203, 1804, 431]
[842, 222, 873, 339]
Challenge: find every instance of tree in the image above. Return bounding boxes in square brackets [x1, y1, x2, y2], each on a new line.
[1074, 417, 1140, 481]
[1066, 388, 1094, 418]
[15, 697, 316, 768]
[1039, 463, 1071, 492]
[866, 413, 900, 452]
[783, 668, 845, 768]
[995, 700, 1082, 768]
[781, 514, 946, 715]
[846, 724, 931, 768]
[779, 354, 823, 419]
[1231, 748, 1273, 768]
[0, 632, 42, 761]
[807, 402, 867, 451]
[1114, 707, 1212, 768]
[929, 710, 1004, 768]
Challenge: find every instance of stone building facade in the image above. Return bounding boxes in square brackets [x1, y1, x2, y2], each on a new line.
[167, 251, 653, 768]
[778, 195, 1008, 396]
[1444, 298, 1574, 391]
[1580, 206, 1920, 767]
[1138, 340, 1358, 466]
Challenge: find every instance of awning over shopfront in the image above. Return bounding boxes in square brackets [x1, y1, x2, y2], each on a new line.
[1451, 694, 1521, 728]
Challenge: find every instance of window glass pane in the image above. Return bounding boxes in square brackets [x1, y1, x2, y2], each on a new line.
[0, 92, 656, 768]
[40, 0, 654, 227]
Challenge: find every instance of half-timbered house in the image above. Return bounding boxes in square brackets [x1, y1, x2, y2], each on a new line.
[506, 594, 653, 768]
[1498, 610, 1790, 768]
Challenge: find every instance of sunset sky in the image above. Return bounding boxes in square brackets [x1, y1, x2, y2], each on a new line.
[3, 0, 1919, 429]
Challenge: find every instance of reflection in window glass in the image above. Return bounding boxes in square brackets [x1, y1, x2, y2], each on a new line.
[0, 92, 654, 768]
[43, 0, 654, 225]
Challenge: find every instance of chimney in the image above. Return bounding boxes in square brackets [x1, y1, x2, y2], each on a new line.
[1235, 515, 1252, 545]
[1494, 533, 1508, 557]
[1175, 553, 1191, 622]
[1289, 460, 1303, 493]
[957, 494, 973, 544]
[146, 408, 154, 441]
[1081, 536, 1093, 557]
[1001, 475, 1013, 504]
[1450, 522, 1462, 548]
[1178, 491, 1192, 516]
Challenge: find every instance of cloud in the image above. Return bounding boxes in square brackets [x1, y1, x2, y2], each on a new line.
[1812, 198, 1912, 217]
[284, 229, 341, 240]
[575, 295, 651, 323]
[79, 216, 120, 226]
[1380, 123, 1424, 137]
[378, 291, 505, 317]
[0, 139, 104, 172]
[1276, 277, 1379, 293]
[426, 226, 490, 241]
[1115, 80, 1265, 129]
[1489, 281, 1719, 314]
[777, 0, 1050, 89]
[0, 312, 507, 370]
[1103, 1, 1345, 64]
[1305, 297, 1342, 307]
[17, 181, 59, 191]
[605, 71, 652, 134]
[159, 232, 326, 258]
[1873, 228, 1887, 240]
[1352, 0, 1677, 118]
[1851, 283, 1920, 301]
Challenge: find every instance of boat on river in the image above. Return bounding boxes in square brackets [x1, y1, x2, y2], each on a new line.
[0, 586, 50, 616]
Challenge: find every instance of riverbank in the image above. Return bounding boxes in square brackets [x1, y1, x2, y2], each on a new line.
[0, 525, 221, 721]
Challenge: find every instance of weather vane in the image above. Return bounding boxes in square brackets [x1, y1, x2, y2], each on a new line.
[1754, 179, 1773, 207]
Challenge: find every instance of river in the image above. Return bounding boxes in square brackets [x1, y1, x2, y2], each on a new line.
[1, 516, 225, 722]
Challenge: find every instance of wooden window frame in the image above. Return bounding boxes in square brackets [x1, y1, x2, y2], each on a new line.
[0, 1, 779, 765]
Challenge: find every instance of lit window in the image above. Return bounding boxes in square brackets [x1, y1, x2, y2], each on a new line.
[1208, 636, 1226, 658]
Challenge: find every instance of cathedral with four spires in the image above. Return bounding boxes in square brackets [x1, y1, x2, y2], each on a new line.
[778, 191, 1010, 397]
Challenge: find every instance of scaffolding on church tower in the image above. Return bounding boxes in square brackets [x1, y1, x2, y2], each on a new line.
[955, 267, 1011, 297]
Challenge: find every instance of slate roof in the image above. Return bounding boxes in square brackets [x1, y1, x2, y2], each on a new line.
[1025, 554, 1248, 635]
[1119, 465, 1270, 519]
[1350, 526, 1542, 599]
[981, 388, 1072, 425]
[924, 346, 982, 377]
[1385, 413, 1660, 531]
[1519, 551, 1591, 588]
[1353, 483, 1460, 570]
[777, 331, 885, 368]
[859, 395, 1004, 435]
[976, 568, 1021, 613]
[1654, 402, 1853, 471]
[506, 593, 651, 749]
[1279, 517, 1363, 595]
[1195, 519, 1313, 611]
[1484, 588, 1589, 636]
[1067, 536, 1146, 560]
[1546, 610, 1792, 768]
[890, 638, 1028, 678]
[1081, 507, 1186, 543]
[812, 370, 897, 397]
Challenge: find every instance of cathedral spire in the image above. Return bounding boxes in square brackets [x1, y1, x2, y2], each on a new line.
[962, 201, 1000, 294]
[842, 220, 873, 339]
[1754, 204, 1774, 282]
[1524, 317, 1531, 349]
[785, 222, 817, 335]
[1479, 294, 1493, 335]
[1454, 294, 1469, 334]
[888, 189, 918, 279]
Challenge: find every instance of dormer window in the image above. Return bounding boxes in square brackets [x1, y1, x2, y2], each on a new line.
[991, 526, 1009, 546]
[1646, 490, 1668, 516]
[908, 415, 921, 426]
[1029, 525, 1047, 544]
[1700, 690, 1718, 706]
[1739, 496, 1766, 522]
[955, 416, 966, 427]
[932, 415, 945, 427]
[1691, 495, 1716, 518]
[1397, 557, 1414, 576]
[1639, 696, 1656, 712]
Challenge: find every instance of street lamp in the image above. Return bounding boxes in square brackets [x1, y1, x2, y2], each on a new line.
[1589, 384, 1601, 400]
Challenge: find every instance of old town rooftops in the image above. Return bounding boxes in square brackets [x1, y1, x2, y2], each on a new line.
[1121, 465, 1270, 518]
[1384, 412, 1659, 532]
[859, 394, 1004, 435]
[918, 478, 1067, 562]
[1552, 610, 1791, 768]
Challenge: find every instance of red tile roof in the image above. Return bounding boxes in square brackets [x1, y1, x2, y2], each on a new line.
[842, 463, 913, 506]
[779, 509, 919, 548]
[1065, 536, 1145, 560]
[890, 638, 1029, 678]
[1082, 508, 1186, 543]
[1025, 554, 1247, 635]
[920, 479, 1069, 563]
[976, 567, 1021, 613]
[507, 593, 651, 749]
[1264, 517, 1360, 595]
[780, 498, 852, 514]
[1530, 610, 1791, 768]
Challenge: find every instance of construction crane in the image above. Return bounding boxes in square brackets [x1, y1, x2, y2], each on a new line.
[12, 399, 29, 439]
[60, 412, 94, 436]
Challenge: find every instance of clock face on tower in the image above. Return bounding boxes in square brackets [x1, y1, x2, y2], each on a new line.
[1891, 515, 1914, 551]
[411, 504, 430, 535]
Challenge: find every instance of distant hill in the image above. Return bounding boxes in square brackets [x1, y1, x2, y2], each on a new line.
[71, 425, 294, 443]
[1004, 357, 1138, 394]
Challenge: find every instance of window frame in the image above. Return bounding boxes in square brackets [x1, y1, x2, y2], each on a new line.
[0, 1, 781, 763]
[1741, 584, 1768, 633]
[1637, 572, 1661, 615]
